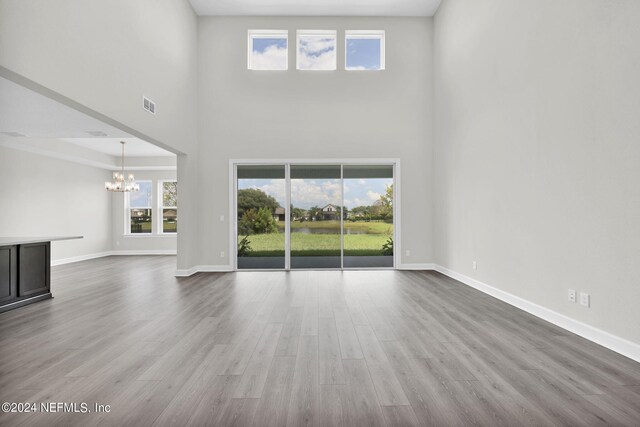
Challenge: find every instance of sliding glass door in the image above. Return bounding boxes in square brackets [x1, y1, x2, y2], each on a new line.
[290, 165, 342, 269]
[236, 165, 286, 269]
[343, 165, 394, 268]
[235, 162, 395, 270]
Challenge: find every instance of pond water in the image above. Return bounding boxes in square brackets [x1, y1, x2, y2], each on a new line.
[293, 227, 368, 235]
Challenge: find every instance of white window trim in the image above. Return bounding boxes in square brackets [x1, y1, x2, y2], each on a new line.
[125, 180, 153, 235]
[158, 180, 178, 235]
[296, 30, 337, 71]
[345, 30, 385, 71]
[247, 29, 289, 71]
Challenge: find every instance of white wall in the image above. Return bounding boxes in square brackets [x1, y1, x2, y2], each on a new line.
[434, 0, 640, 343]
[0, 0, 198, 155]
[198, 17, 434, 267]
[111, 170, 177, 253]
[0, 0, 200, 270]
[0, 146, 112, 261]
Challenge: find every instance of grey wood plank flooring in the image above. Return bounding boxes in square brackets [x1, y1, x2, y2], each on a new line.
[0, 256, 639, 426]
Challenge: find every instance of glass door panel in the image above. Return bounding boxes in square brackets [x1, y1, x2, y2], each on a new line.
[290, 165, 342, 269]
[237, 165, 286, 269]
[343, 165, 394, 268]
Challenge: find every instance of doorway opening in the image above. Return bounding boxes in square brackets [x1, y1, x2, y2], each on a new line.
[232, 160, 398, 270]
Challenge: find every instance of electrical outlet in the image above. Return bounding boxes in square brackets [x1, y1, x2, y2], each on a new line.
[472, 261, 477, 270]
[568, 289, 576, 303]
[219, 251, 225, 258]
[405, 250, 411, 257]
[579, 292, 590, 307]
[219, 215, 225, 222]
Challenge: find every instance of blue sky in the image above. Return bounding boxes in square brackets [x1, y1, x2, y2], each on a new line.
[250, 34, 380, 71]
[251, 37, 288, 70]
[129, 181, 152, 208]
[346, 38, 381, 70]
[253, 38, 286, 53]
[238, 178, 392, 210]
[299, 37, 334, 58]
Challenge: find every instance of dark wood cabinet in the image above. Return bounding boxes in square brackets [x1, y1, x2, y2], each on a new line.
[18, 242, 50, 297]
[0, 241, 56, 312]
[0, 245, 18, 304]
[0, 237, 79, 312]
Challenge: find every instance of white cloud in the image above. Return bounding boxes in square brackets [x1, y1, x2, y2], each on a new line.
[290, 179, 341, 209]
[345, 198, 369, 209]
[298, 36, 336, 70]
[251, 45, 287, 70]
[367, 190, 381, 202]
[239, 179, 286, 207]
[302, 37, 334, 53]
[239, 177, 388, 211]
[256, 180, 286, 206]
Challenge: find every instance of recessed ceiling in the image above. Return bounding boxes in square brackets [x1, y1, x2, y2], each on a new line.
[62, 138, 175, 157]
[0, 76, 173, 157]
[0, 76, 130, 139]
[189, 0, 442, 17]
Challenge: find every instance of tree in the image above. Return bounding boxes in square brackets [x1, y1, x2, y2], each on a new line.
[237, 188, 280, 217]
[351, 206, 372, 217]
[378, 184, 393, 220]
[308, 206, 323, 221]
[238, 207, 278, 235]
[162, 182, 178, 207]
[291, 206, 306, 221]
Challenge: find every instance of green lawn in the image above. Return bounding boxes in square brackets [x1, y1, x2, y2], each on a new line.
[130, 221, 177, 233]
[239, 232, 392, 257]
[163, 221, 177, 233]
[132, 221, 152, 233]
[277, 220, 392, 235]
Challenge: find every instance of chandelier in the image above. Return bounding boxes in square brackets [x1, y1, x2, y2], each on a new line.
[105, 141, 139, 192]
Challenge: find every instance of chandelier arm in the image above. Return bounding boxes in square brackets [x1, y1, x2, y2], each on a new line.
[106, 141, 138, 192]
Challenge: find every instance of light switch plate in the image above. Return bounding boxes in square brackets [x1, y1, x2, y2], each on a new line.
[579, 292, 590, 307]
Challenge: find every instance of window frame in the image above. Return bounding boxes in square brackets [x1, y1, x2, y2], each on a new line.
[247, 29, 289, 71]
[126, 180, 153, 235]
[344, 30, 385, 71]
[296, 30, 338, 71]
[158, 180, 178, 234]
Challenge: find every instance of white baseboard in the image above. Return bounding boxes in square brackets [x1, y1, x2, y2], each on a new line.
[51, 251, 113, 266]
[397, 263, 436, 270]
[51, 250, 176, 266]
[434, 265, 640, 363]
[174, 265, 233, 277]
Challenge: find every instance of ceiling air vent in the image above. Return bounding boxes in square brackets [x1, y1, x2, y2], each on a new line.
[1, 131, 27, 137]
[86, 130, 108, 136]
[143, 96, 156, 115]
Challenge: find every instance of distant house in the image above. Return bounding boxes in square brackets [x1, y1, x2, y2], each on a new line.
[163, 209, 177, 221]
[272, 207, 286, 222]
[320, 204, 345, 220]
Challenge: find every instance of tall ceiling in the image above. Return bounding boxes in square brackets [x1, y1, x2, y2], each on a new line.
[189, 0, 442, 17]
[0, 76, 174, 157]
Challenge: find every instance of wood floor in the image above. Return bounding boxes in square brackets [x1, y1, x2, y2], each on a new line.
[1, 256, 639, 426]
